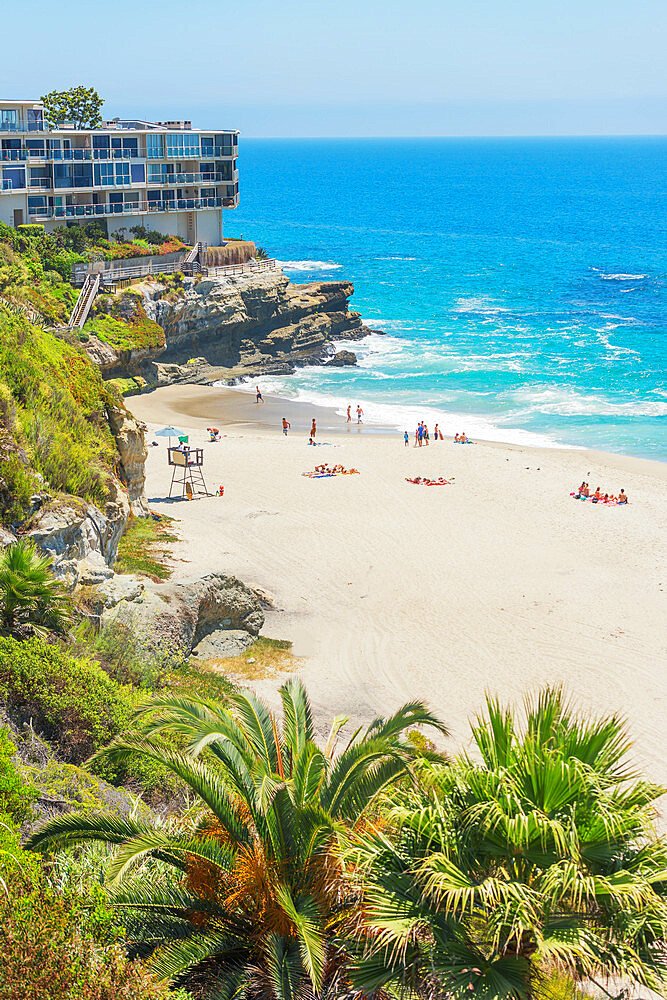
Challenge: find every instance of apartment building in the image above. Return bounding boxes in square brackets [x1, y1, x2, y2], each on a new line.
[0, 100, 239, 245]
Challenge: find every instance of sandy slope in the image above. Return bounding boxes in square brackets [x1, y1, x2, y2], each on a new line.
[128, 386, 667, 788]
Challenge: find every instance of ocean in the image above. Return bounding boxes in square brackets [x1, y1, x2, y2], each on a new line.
[229, 138, 667, 460]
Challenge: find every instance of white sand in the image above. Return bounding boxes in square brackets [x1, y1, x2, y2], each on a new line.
[128, 386, 667, 787]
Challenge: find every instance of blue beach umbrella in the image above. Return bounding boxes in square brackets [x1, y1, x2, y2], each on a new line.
[154, 426, 186, 446]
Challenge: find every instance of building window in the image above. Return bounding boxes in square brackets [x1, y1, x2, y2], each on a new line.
[200, 187, 215, 198]
[27, 109, 44, 131]
[146, 133, 164, 159]
[166, 133, 200, 158]
[1, 110, 18, 130]
[201, 137, 214, 156]
[94, 162, 114, 186]
[2, 166, 25, 189]
[115, 162, 130, 185]
[130, 163, 145, 183]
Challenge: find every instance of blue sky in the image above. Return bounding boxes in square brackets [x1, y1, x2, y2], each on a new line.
[2, 0, 666, 136]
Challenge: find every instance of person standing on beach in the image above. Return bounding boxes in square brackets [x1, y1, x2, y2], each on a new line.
[424, 424, 430, 445]
[310, 418, 317, 439]
[417, 423, 424, 447]
[404, 431, 409, 447]
[434, 423, 439, 442]
[282, 417, 290, 436]
[256, 386, 264, 404]
[356, 405, 363, 423]
[347, 405, 351, 423]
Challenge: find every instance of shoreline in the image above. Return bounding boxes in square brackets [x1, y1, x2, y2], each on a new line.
[130, 383, 667, 477]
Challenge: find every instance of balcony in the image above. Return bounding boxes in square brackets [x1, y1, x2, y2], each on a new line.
[147, 171, 225, 185]
[27, 196, 226, 220]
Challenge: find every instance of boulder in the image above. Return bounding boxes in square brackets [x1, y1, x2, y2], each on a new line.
[101, 571, 264, 659]
[327, 349, 357, 367]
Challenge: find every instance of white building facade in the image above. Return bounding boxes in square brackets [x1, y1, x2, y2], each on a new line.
[0, 100, 239, 245]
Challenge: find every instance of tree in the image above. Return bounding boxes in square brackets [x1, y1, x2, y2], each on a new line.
[41, 86, 104, 129]
[0, 540, 73, 638]
[349, 688, 667, 999]
[28, 679, 447, 998]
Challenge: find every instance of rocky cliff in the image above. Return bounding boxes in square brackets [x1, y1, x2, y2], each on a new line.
[88, 268, 373, 385]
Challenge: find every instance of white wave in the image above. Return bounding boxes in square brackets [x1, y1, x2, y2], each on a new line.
[275, 259, 343, 271]
[502, 387, 667, 418]
[599, 273, 647, 281]
[374, 256, 417, 260]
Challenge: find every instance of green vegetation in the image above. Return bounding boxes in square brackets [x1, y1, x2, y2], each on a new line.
[28, 680, 446, 996]
[84, 297, 165, 353]
[41, 85, 104, 129]
[0, 728, 36, 827]
[349, 688, 667, 999]
[0, 307, 118, 524]
[0, 541, 74, 638]
[114, 514, 178, 581]
[0, 636, 133, 766]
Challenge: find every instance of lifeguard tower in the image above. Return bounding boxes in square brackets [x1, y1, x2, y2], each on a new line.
[167, 442, 211, 499]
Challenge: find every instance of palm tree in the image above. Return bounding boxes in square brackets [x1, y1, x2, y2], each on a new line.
[28, 679, 447, 998]
[0, 539, 73, 638]
[349, 687, 667, 999]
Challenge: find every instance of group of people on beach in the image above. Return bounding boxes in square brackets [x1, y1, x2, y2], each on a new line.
[409, 422, 444, 446]
[573, 482, 628, 505]
[406, 424, 472, 447]
[303, 463, 359, 478]
[346, 404, 364, 423]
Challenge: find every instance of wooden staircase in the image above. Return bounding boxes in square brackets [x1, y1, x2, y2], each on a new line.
[68, 273, 100, 330]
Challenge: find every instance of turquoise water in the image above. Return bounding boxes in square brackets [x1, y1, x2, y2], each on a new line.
[231, 138, 667, 459]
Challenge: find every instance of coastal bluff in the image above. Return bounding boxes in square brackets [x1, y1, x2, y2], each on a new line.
[88, 268, 373, 386]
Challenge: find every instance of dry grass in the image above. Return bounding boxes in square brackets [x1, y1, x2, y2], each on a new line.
[115, 514, 179, 581]
[205, 637, 300, 681]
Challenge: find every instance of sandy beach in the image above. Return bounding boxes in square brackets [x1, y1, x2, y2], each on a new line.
[128, 385, 667, 787]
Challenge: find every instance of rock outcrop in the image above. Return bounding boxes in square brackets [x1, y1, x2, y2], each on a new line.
[26, 475, 130, 589]
[99, 571, 264, 658]
[90, 268, 373, 384]
[107, 404, 149, 516]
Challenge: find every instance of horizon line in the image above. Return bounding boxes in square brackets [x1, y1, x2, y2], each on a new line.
[238, 132, 667, 140]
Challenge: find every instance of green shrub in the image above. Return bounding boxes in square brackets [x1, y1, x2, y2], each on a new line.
[0, 636, 133, 765]
[0, 727, 36, 827]
[0, 862, 184, 1000]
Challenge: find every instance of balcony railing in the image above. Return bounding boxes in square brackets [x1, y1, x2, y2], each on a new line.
[27, 196, 227, 220]
[147, 171, 225, 185]
[0, 147, 141, 161]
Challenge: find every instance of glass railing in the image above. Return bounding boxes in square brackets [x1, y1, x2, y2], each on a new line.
[28, 196, 226, 219]
[146, 172, 223, 185]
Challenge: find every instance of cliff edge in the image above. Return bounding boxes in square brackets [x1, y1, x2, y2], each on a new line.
[85, 268, 373, 386]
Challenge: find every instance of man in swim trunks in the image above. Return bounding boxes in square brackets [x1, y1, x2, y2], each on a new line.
[256, 386, 264, 403]
[356, 405, 363, 423]
[417, 423, 424, 447]
[617, 489, 628, 504]
[404, 431, 409, 447]
[282, 417, 290, 436]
